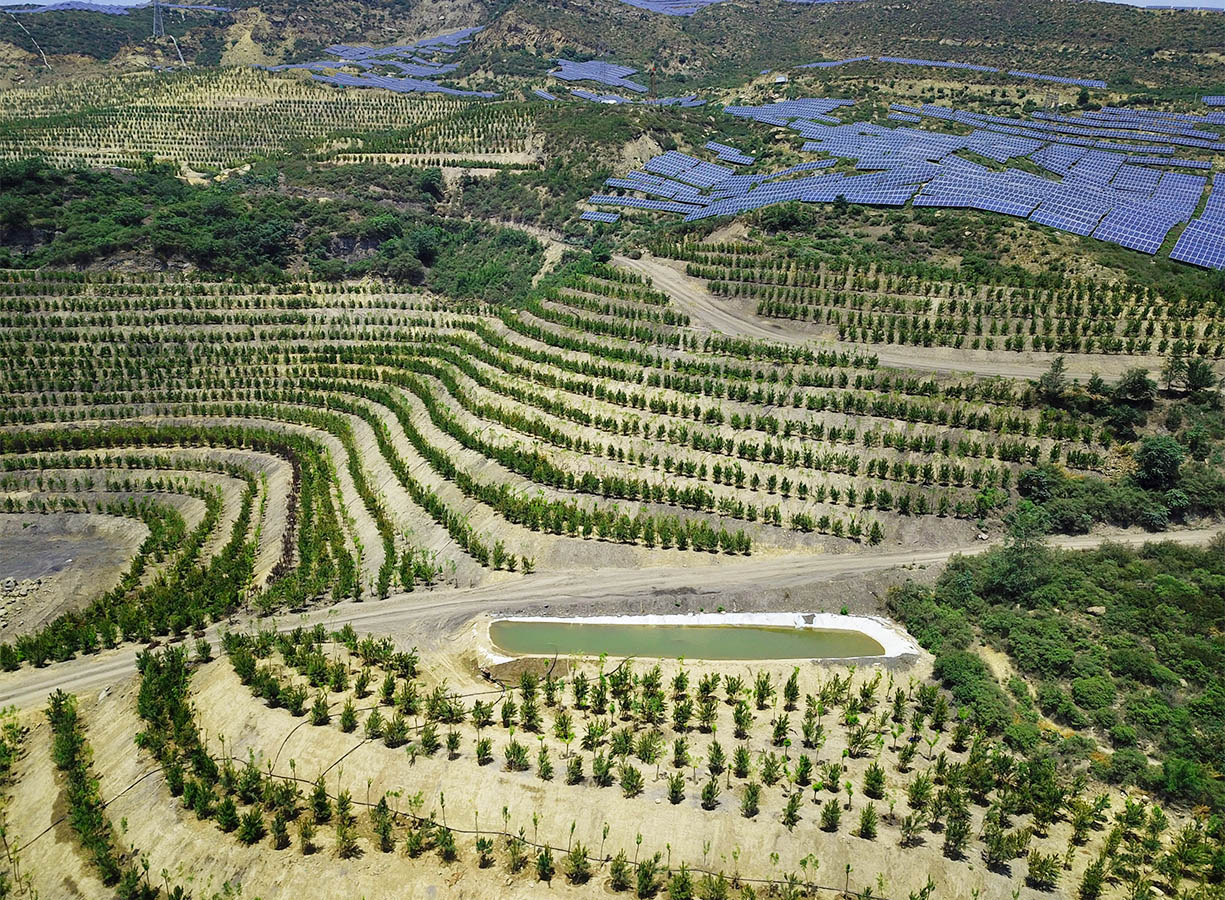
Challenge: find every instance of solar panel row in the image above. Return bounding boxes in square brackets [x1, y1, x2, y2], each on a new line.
[797, 56, 872, 69]
[1171, 218, 1225, 268]
[312, 72, 496, 97]
[1169, 172, 1225, 268]
[552, 59, 648, 93]
[261, 27, 491, 97]
[879, 56, 999, 73]
[704, 140, 756, 165]
[580, 210, 622, 223]
[1008, 71, 1106, 89]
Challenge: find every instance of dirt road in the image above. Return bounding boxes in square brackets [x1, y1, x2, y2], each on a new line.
[2, 524, 1219, 710]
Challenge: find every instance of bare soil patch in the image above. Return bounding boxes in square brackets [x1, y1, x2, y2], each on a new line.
[0, 513, 148, 639]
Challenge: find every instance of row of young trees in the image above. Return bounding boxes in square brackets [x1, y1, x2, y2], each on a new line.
[45, 690, 162, 898]
[661, 240, 1225, 322]
[0, 69, 497, 169]
[662, 240, 1225, 358]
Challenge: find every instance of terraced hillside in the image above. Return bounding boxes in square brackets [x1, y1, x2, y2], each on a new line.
[2, 2, 1225, 898]
[0, 68, 535, 170]
[0, 261, 1025, 633]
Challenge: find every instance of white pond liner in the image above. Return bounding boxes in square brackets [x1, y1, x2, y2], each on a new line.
[475, 611, 921, 665]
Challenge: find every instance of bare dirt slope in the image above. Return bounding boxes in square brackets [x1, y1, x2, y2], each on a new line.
[0, 513, 148, 639]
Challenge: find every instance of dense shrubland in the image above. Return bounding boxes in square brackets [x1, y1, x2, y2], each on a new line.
[0, 160, 542, 296]
[889, 518, 1225, 810]
[1016, 358, 1225, 532]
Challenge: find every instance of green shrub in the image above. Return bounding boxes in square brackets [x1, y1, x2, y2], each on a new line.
[1071, 676, 1116, 711]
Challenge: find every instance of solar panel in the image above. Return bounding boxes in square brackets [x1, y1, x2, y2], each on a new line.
[644, 151, 702, 177]
[1111, 164, 1162, 194]
[879, 56, 999, 73]
[263, 27, 495, 97]
[1127, 156, 1213, 170]
[642, 95, 707, 108]
[579, 91, 1222, 269]
[1029, 187, 1111, 235]
[569, 88, 629, 104]
[553, 59, 648, 93]
[588, 195, 703, 214]
[1170, 218, 1225, 268]
[581, 210, 621, 223]
[797, 56, 871, 69]
[1092, 208, 1177, 254]
[704, 141, 756, 165]
[1008, 71, 1106, 89]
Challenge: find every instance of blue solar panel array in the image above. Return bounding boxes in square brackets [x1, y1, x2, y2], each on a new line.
[643, 95, 706, 108]
[817, 56, 1109, 89]
[1171, 219, 1225, 269]
[552, 59, 648, 93]
[581, 210, 622, 223]
[1204, 96, 1225, 107]
[879, 56, 998, 73]
[311, 72, 496, 97]
[798, 56, 871, 69]
[1171, 173, 1225, 268]
[1008, 71, 1106, 89]
[725, 98, 853, 127]
[611, 0, 864, 12]
[1127, 156, 1213, 170]
[585, 93, 1224, 267]
[259, 27, 493, 97]
[612, 0, 728, 13]
[559, 89, 705, 108]
[704, 141, 756, 165]
[533, 88, 558, 101]
[569, 88, 629, 104]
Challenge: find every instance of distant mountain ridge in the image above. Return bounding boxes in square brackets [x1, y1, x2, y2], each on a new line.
[4, 0, 1225, 89]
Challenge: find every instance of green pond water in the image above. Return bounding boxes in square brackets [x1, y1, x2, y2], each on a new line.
[488, 621, 887, 660]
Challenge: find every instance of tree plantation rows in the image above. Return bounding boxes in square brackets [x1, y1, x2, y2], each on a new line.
[0, 265, 1126, 582]
[0, 69, 534, 170]
[0, 421, 378, 666]
[5, 18, 1225, 900]
[3, 252, 1220, 669]
[655, 241, 1225, 358]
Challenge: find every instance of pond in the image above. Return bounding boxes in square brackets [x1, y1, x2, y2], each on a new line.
[488, 616, 892, 661]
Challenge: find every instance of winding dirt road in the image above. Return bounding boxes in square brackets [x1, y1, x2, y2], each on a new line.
[2, 524, 1219, 710]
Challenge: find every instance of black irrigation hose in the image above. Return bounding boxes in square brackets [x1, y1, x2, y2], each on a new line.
[264, 678, 506, 771]
[15, 762, 165, 854]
